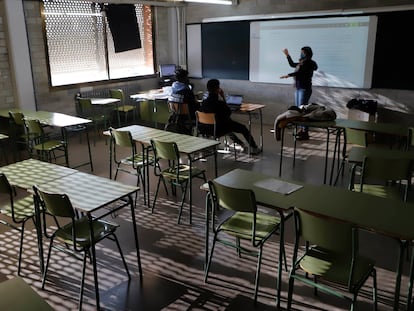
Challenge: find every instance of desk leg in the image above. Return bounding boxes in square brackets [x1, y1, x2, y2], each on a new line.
[323, 129, 330, 184]
[109, 136, 113, 179]
[279, 128, 285, 177]
[205, 191, 211, 271]
[276, 213, 285, 309]
[189, 156, 193, 224]
[214, 148, 218, 177]
[129, 194, 143, 277]
[259, 109, 263, 151]
[33, 194, 44, 275]
[393, 240, 405, 311]
[85, 128, 93, 172]
[329, 129, 342, 185]
[407, 242, 414, 310]
[88, 213, 100, 310]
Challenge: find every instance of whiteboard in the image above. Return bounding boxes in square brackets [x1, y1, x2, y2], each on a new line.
[186, 24, 202, 78]
[250, 16, 378, 88]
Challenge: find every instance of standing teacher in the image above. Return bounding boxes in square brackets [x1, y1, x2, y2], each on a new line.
[280, 46, 318, 140]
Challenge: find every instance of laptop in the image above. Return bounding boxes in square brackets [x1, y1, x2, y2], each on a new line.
[226, 95, 243, 111]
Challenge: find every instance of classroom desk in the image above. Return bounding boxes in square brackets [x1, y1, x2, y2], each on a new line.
[106, 125, 220, 222]
[278, 118, 410, 185]
[0, 277, 54, 311]
[0, 159, 141, 311]
[209, 168, 414, 310]
[130, 89, 170, 127]
[0, 108, 93, 171]
[90, 97, 122, 127]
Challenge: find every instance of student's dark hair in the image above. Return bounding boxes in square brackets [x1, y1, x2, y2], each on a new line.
[207, 79, 220, 93]
[175, 68, 188, 82]
[301, 46, 313, 58]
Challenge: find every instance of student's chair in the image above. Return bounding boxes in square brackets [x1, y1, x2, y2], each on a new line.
[8, 111, 31, 161]
[109, 89, 136, 126]
[109, 127, 153, 205]
[77, 98, 111, 145]
[150, 139, 207, 224]
[334, 127, 368, 186]
[0, 173, 36, 275]
[287, 208, 377, 311]
[351, 156, 412, 202]
[195, 111, 237, 160]
[33, 185, 130, 310]
[24, 119, 68, 166]
[205, 180, 282, 303]
[165, 101, 193, 135]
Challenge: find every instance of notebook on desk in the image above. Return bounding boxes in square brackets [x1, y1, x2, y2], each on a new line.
[226, 95, 243, 111]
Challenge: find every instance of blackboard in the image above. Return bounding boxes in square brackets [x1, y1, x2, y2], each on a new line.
[201, 21, 249, 80]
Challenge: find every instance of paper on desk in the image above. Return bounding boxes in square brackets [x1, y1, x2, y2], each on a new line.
[254, 178, 303, 195]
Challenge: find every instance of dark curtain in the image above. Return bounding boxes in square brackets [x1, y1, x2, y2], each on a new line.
[106, 4, 142, 53]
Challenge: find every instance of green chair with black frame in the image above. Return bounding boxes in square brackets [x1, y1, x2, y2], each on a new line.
[334, 127, 368, 187]
[8, 111, 31, 161]
[153, 99, 171, 129]
[33, 185, 130, 310]
[287, 208, 377, 311]
[150, 139, 207, 224]
[77, 97, 111, 145]
[205, 180, 283, 304]
[351, 156, 412, 202]
[109, 127, 153, 206]
[0, 173, 36, 276]
[24, 118, 68, 167]
[109, 88, 136, 126]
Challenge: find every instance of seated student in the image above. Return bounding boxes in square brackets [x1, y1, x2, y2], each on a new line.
[199, 79, 261, 155]
[166, 68, 200, 134]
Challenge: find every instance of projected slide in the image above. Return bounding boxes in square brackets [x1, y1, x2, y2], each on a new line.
[250, 16, 378, 88]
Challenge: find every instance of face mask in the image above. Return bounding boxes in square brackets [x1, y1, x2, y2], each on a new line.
[300, 52, 306, 59]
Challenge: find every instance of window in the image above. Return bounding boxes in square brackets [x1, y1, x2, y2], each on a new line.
[42, 0, 154, 86]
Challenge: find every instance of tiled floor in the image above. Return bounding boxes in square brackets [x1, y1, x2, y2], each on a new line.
[0, 122, 410, 310]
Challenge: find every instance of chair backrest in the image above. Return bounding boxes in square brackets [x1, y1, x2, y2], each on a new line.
[169, 102, 190, 116]
[151, 139, 179, 162]
[360, 156, 412, 198]
[9, 111, 25, 126]
[208, 180, 256, 213]
[195, 111, 217, 137]
[295, 208, 353, 255]
[24, 119, 43, 136]
[78, 98, 93, 115]
[110, 89, 125, 104]
[345, 127, 367, 147]
[408, 127, 414, 150]
[33, 186, 75, 219]
[109, 127, 134, 148]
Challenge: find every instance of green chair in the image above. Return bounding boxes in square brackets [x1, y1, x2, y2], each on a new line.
[287, 208, 377, 311]
[334, 127, 368, 186]
[150, 139, 206, 224]
[0, 173, 36, 275]
[33, 185, 130, 310]
[109, 127, 153, 205]
[153, 99, 171, 129]
[24, 119, 68, 166]
[351, 156, 412, 202]
[78, 98, 110, 145]
[110, 88, 136, 126]
[205, 180, 282, 303]
[8, 111, 30, 161]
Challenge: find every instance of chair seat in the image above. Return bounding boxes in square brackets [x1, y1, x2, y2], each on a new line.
[161, 165, 205, 182]
[56, 216, 119, 248]
[121, 153, 153, 167]
[353, 184, 405, 200]
[0, 196, 35, 221]
[299, 247, 375, 288]
[116, 105, 135, 113]
[221, 211, 281, 242]
[33, 140, 65, 152]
